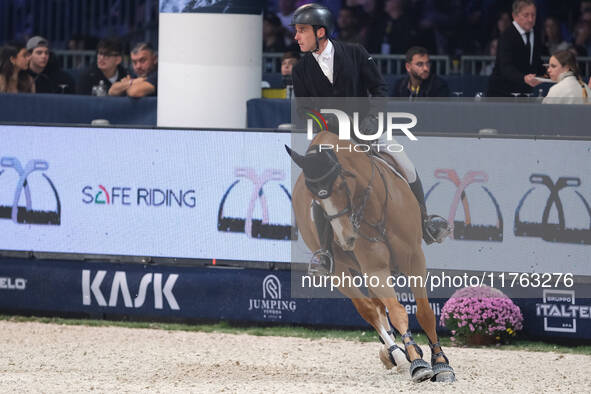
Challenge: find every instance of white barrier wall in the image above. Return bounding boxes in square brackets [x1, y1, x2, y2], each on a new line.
[1, 124, 590, 276]
[158, 3, 262, 128]
[0, 125, 291, 262]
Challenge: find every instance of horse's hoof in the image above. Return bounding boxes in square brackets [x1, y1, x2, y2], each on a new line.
[431, 363, 456, 383]
[379, 346, 410, 373]
[409, 359, 433, 383]
[378, 347, 394, 370]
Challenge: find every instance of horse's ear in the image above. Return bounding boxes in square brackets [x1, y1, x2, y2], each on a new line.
[285, 145, 305, 169]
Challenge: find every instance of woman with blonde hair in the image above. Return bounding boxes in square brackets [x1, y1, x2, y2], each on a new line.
[543, 49, 591, 104]
[0, 43, 35, 93]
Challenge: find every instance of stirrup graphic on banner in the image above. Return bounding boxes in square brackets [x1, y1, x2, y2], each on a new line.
[217, 167, 297, 240]
[0, 157, 61, 225]
[514, 174, 591, 244]
[425, 169, 503, 242]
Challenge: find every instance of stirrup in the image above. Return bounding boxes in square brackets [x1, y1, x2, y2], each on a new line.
[309, 249, 334, 275]
[424, 215, 451, 244]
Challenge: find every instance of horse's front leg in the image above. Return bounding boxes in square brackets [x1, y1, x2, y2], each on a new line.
[353, 240, 433, 383]
[331, 248, 408, 371]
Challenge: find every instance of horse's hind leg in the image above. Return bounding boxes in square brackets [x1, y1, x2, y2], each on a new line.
[407, 250, 456, 383]
[348, 297, 409, 371]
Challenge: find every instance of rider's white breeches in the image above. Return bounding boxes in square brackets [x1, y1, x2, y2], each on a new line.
[377, 134, 417, 183]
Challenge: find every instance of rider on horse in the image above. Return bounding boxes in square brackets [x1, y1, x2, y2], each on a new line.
[291, 3, 451, 273]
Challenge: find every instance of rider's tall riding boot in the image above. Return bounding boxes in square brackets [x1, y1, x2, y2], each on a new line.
[309, 202, 335, 274]
[408, 172, 451, 244]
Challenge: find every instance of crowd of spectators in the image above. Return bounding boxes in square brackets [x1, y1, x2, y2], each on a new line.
[1, 0, 590, 100]
[264, 0, 591, 58]
[0, 36, 157, 97]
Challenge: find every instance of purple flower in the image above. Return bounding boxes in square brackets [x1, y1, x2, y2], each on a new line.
[440, 285, 523, 339]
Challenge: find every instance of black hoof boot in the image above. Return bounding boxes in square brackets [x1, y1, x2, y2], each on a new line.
[401, 331, 433, 383]
[429, 339, 456, 383]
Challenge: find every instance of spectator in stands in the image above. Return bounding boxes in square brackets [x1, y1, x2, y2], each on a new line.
[77, 38, 128, 95]
[280, 51, 300, 87]
[496, 12, 512, 37]
[67, 34, 99, 69]
[263, 12, 288, 53]
[26, 36, 76, 94]
[366, 0, 414, 54]
[573, 12, 591, 56]
[572, 21, 590, 56]
[391, 46, 450, 97]
[487, 0, 545, 97]
[417, 0, 463, 55]
[336, 7, 364, 45]
[543, 49, 591, 103]
[0, 42, 34, 93]
[277, 0, 297, 32]
[480, 38, 498, 76]
[541, 17, 571, 55]
[109, 42, 157, 97]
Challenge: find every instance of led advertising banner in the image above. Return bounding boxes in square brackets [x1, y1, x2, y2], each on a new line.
[0, 125, 293, 262]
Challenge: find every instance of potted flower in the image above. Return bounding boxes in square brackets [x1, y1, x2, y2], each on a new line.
[440, 285, 524, 345]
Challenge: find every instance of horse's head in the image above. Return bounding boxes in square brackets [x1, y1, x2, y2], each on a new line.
[286, 144, 358, 251]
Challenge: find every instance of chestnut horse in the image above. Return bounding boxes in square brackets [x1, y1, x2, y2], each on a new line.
[287, 131, 455, 383]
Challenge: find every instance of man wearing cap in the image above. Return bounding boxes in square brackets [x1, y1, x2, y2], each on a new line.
[291, 3, 450, 271]
[108, 42, 158, 98]
[77, 38, 128, 95]
[27, 36, 76, 94]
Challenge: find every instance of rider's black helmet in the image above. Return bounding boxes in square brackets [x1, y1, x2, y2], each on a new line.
[291, 3, 334, 37]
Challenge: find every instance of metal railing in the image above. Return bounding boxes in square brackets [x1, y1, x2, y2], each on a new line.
[263, 53, 452, 75]
[461, 55, 591, 76]
[0, 0, 158, 49]
[54, 51, 591, 79]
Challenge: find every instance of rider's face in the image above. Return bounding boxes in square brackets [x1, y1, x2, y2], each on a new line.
[294, 24, 323, 52]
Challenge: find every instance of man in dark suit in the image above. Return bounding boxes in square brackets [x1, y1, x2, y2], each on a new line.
[487, 0, 545, 97]
[291, 3, 450, 274]
[291, 5, 386, 98]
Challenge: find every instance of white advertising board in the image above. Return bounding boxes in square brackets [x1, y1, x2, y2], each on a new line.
[2, 125, 590, 275]
[289, 133, 591, 276]
[0, 125, 293, 262]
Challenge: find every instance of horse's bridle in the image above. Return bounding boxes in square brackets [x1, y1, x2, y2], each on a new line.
[305, 154, 390, 243]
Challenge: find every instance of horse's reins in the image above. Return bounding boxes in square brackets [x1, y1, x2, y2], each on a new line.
[349, 155, 390, 243]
